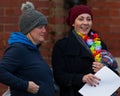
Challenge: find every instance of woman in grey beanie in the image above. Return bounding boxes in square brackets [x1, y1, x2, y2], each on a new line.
[0, 1, 55, 96]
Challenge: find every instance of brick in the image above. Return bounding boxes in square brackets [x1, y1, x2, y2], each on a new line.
[0, 16, 18, 24]
[5, 8, 20, 16]
[0, 8, 4, 16]
[93, 9, 109, 17]
[0, 25, 3, 32]
[35, 1, 50, 8]
[5, 24, 19, 32]
[109, 9, 120, 16]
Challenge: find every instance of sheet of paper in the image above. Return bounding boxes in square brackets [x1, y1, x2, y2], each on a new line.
[78, 66, 120, 96]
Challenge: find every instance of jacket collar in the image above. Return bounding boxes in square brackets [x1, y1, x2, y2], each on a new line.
[65, 30, 94, 58]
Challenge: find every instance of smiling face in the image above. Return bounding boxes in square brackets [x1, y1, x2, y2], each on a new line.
[72, 13, 92, 35]
[29, 25, 47, 45]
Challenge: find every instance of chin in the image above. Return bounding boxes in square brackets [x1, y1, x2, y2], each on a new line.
[82, 30, 89, 34]
[81, 32, 88, 35]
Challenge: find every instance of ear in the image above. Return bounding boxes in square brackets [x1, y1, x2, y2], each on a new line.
[72, 23, 75, 27]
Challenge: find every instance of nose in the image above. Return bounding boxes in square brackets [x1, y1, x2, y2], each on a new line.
[83, 19, 89, 24]
[42, 26, 47, 33]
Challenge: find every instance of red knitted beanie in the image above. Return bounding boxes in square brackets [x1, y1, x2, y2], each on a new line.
[66, 5, 93, 26]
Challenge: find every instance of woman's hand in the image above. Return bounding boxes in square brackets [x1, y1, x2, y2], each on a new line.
[92, 62, 104, 73]
[27, 81, 40, 94]
[82, 73, 101, 86]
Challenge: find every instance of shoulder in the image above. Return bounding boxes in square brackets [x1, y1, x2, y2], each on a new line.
[9, 43, 26, 50]
[4, 43, 27, 56]
[101, 40, 108, 50]
[54, 37, 68, 48]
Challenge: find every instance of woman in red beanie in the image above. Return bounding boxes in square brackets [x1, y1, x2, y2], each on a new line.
[52, 5, 119, 96]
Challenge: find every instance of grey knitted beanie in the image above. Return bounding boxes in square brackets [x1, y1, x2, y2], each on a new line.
[19, 1, 48, 34]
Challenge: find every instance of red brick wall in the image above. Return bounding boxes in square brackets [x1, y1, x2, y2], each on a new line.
[0, 0, 120, 95]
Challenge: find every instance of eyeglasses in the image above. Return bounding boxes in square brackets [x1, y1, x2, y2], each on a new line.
[37, 25, 47, 29]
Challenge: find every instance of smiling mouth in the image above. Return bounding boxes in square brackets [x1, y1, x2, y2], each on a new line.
[81, 25, 89, 30]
